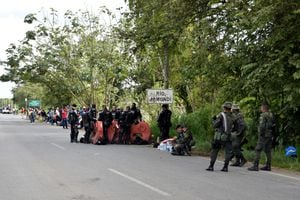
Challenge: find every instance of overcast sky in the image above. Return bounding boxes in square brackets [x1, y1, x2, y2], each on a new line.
[0, 0, 126, 98]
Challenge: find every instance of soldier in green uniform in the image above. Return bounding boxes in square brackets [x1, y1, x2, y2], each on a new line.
[248, 102, 274, 171]
[206, 102, 234, 172]
[230, 104, 247, 167]
[171, 125, 194, 156]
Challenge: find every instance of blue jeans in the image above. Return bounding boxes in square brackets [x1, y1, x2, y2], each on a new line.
[62, 119, 68, 128]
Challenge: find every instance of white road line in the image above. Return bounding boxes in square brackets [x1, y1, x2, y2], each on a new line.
[265, 171, 300, 181]
[108, 168, 171, 197]
[50, 143, 66, 151]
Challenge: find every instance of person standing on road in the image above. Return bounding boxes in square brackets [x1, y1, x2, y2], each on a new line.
[157, 104, 172, 142]
[29, 108, 35, 123]
[89, 104, 97, 136]
[49, 108, 55, 125]
[111, 106, 121, 143]
[206, 102, 234, 172]
[230, 104, 247, 167]
[61, 106, 68, 129]
[68, 104, 79, 143]
[130, 103, 142, 124]
[248, 102, 275, 171]
[98, 105, 113, 144]
[82, 107, 92, 143]
[118, 106, 130, 144]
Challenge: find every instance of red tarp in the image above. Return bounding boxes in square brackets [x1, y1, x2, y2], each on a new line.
[92, 120, 151, 144]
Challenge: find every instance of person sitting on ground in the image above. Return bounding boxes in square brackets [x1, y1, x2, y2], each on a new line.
[182, 126, 195, 153]
[171, 125, 193, 156]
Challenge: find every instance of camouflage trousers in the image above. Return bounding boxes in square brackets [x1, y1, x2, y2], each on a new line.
[210, 140, 233, 166]
[232, 136, 244, 160]
[254, 136, 272, 165]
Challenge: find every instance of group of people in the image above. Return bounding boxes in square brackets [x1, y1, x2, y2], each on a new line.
[20, 107, 68, 126]
[68, 103, 142, 144]
[206, 101, 275, 172]
[22, 100, 275, 172]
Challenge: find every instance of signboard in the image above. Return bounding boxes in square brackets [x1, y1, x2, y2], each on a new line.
[28, 100, 41, 108]
[147, 89, 173, 104]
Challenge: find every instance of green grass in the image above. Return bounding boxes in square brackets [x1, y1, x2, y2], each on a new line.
[240, 147, 300, 171]
[267, 150, 299, 171]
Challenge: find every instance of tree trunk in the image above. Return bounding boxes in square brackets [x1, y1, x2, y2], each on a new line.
[163, 40, 169, 89]
[90, 66, 94, 105]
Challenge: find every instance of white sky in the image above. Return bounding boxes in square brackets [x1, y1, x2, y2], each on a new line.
[0, 0, 126, 98]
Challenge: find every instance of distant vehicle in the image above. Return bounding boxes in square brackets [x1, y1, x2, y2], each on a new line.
[2, 108, 11, 114]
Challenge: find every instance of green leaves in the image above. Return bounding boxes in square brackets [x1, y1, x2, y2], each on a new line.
[3, 8, 129, 107]
[24, 14, 37, 24]
[2, 0, 300, 146]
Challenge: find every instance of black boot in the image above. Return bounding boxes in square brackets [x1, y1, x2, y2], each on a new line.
[206, 162, 214, 171]
[239, 156, 247, 167]
[260, 163, 271, 171]
[230, 159, 241, 167]
[221, 164, 228, 172]
[248, 161, 259, 171]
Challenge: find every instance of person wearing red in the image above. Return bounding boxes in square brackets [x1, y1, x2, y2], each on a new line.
[61, 106, 68, 129]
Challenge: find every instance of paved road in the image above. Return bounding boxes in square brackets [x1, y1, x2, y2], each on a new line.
[0, 114, 299, 200]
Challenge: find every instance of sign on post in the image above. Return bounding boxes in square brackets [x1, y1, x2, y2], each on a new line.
[147, 89, 173, 104]
[28, 100, 41, 108]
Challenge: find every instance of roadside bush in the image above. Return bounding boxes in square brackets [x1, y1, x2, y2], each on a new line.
[272, 149, 300, 171]
[149, 120, 160, 142]
[150, 105, 214, 145]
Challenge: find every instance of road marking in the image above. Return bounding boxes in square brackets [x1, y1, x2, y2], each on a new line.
[50, 143, 66, 151]
[108, 168, 171, 197]
[265, 171, 300, 181]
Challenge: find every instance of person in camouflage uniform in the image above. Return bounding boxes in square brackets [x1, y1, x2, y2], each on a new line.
[248, 102, 275, 171]
[206, 102, 234, 172]
[230, 104, 247, 167]
[171, 125, 194, 156]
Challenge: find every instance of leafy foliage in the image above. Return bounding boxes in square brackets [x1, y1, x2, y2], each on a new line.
[1, 1, 300, 147]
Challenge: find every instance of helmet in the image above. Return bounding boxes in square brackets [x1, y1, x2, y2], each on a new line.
[222, 102, 232, 109]
[232, 104, 240, 110]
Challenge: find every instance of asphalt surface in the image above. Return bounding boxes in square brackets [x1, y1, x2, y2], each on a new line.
[0, 114, 299, 200]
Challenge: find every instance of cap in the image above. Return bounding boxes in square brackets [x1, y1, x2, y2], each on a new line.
[222, 102, 232, 109]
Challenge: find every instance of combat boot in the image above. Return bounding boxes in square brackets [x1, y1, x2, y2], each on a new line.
[206, 162, 214, 171]
[239, 156, 247, 167]
[230, 159, 240, 167]
[248, 161, 259, 171]
[260, 163, 271, 171]
[221, 164, 228, 172]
